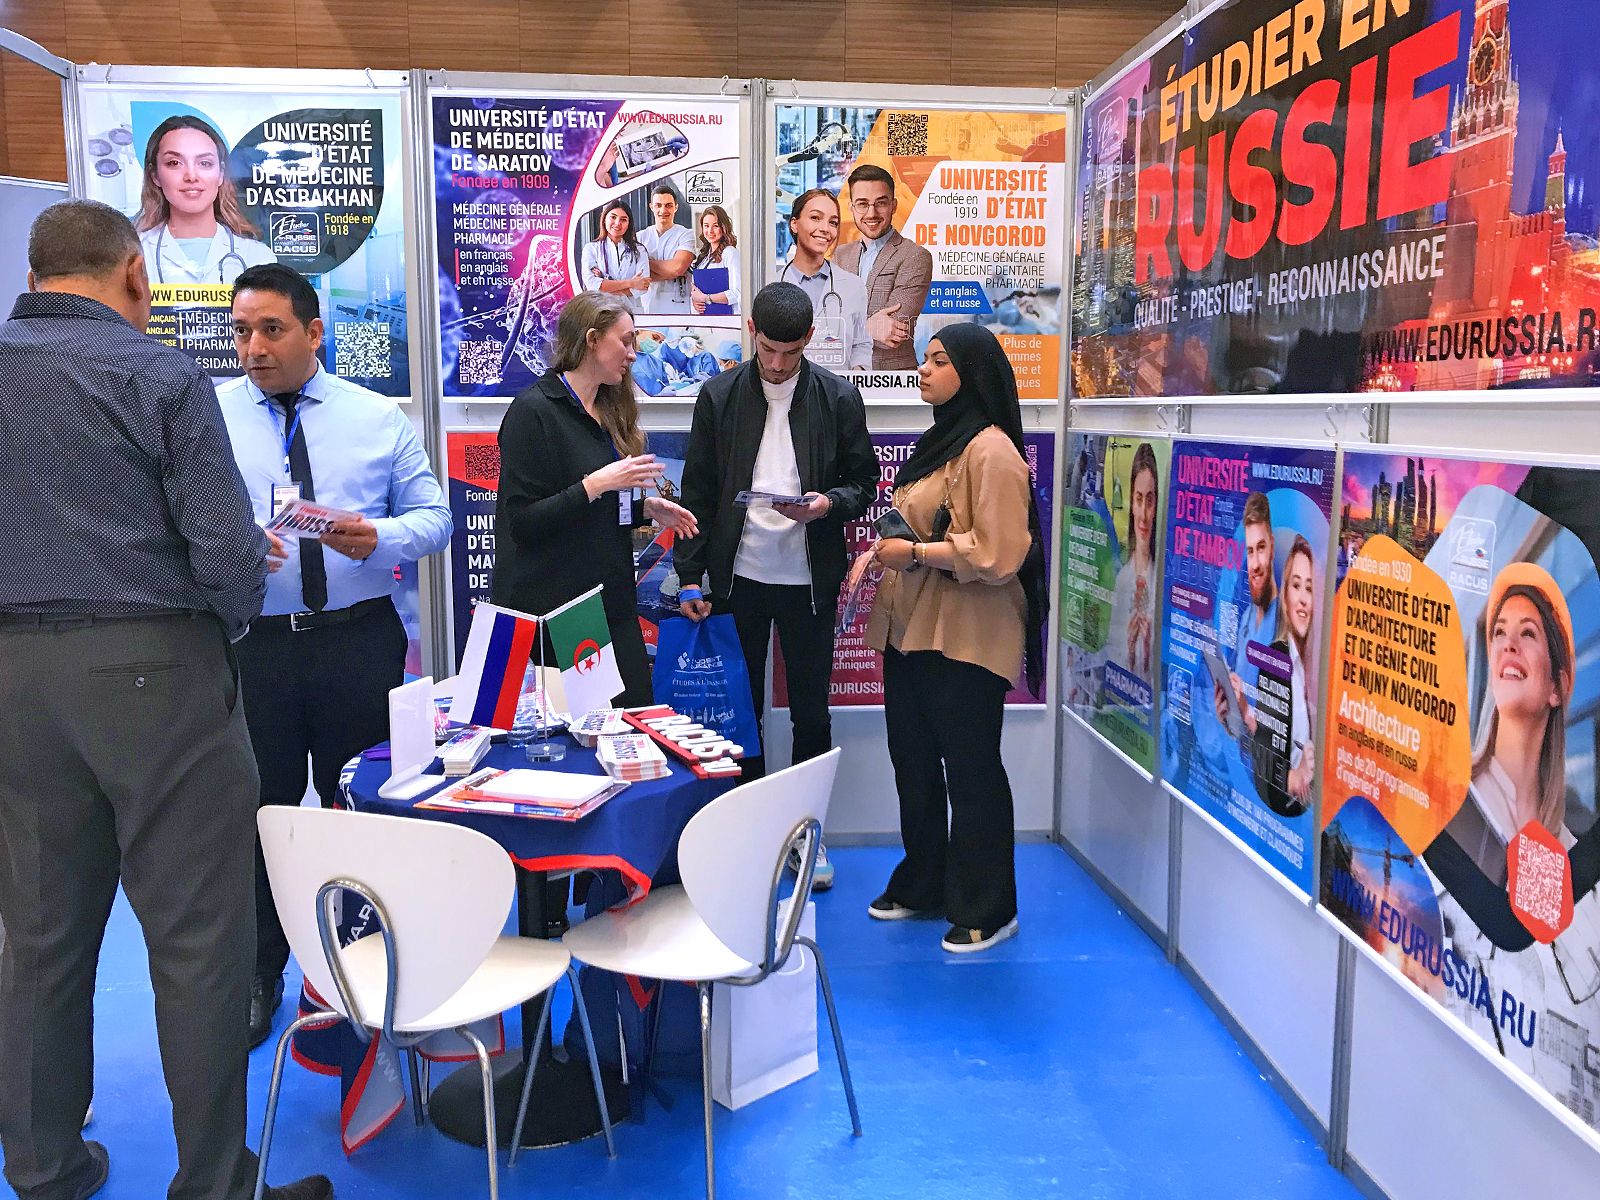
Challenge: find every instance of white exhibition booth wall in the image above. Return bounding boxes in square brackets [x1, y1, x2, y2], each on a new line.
[6, 1, 1599, 1192]
[1059, 1, 1600, 1198]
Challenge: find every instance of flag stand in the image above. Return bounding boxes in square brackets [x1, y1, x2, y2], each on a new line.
[526, 614, 566, 762]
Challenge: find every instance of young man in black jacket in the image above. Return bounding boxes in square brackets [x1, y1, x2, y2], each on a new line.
[676, 282, 877, 888]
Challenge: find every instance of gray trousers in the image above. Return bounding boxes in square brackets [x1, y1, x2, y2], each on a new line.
[0, 613, 261, 1200]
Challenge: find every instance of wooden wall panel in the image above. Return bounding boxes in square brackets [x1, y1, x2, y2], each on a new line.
[0, 0, 1186, 181]
[626, 0, 740, 80]
[1056, 0, 1176, 86]
[298, 0, 410, 71]
[410, 0, 519, 73]
[843, 0, 951, 86]
[952, 0, 1057, 88]
[519, 0, 630, 76]
[735, 0, 844, 84]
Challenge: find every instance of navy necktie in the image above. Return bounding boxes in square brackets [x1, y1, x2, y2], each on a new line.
[274, 392, 328, 613]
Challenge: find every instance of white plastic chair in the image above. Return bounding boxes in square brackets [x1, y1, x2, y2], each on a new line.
[562, 747, 860, 1199]
[255, 807, 614, 1200]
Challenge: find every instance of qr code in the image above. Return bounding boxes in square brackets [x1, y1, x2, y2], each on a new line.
[334, 321, 392, 380]
[887, 113, 929, 156]
[463, 443, 501, 482]
[458, 339, 504, 386]
[1513, 834, 1567, 930]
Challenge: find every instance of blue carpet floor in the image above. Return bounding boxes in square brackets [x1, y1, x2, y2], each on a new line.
[26, 845, 1360, 1198]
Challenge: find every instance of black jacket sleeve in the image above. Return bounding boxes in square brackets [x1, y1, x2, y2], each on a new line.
[498, 395, 592, 547]
[824, 384, 877, 522]
[673, 388, 720, 588]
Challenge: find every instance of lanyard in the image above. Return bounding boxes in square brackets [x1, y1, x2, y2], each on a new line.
[557, 374, 620, 459]
[280, 399, 304, 476]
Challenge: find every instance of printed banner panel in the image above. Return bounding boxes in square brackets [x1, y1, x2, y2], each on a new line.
[434, 94, 744, 400]
[771, 104, 1068, 401]
[774, 432, 1055, 708]
[1072, 0, 1600, 398]
[1321, 450, 1600, 1133]
[1062, 433, 1172, 773]
[80, 82, 409, 393]
[1160, 439, 1337, 893]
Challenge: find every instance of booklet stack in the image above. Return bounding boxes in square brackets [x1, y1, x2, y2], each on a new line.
[419, 767, 626, 821]
[568, 708, 629, 749]
[596, 732, 672, 782]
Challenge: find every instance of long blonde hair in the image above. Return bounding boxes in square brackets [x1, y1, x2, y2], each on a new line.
[1472, 583, 1570, 835]
[551, 292, 645, 457]
[134, 116, 260, 238]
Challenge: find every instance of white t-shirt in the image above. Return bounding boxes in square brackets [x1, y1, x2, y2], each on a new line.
[733, 373, 810, 586]
[640, 223, 695, 314]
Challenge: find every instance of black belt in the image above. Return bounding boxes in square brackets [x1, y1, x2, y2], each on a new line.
[255, 595, 392, 634]
[0, 609, 205, 628]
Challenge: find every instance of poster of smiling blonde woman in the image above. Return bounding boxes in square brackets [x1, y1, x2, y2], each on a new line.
[770, 104, 1068, 400]
[1322, 450, 1600, 1135]
[77, 77, 410, 394]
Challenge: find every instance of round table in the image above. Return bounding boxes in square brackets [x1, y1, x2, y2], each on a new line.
[337, 731, 735, 1149]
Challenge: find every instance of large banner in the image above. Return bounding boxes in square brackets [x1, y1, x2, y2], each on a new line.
[771, 104, 1068, 401]
[80, 81, 409, 394]
[444, 429, 691, 665]
[774, 432, 1055, 708]
[433, 93, 744, 399]
[1321, 450, 1600, 1133]
[1072, 0, 1600, 398]
[1062, 434, 1171, 773]
[1160, 439, 1336, 893]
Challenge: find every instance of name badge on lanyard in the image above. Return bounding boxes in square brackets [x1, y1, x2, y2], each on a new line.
[272, 482, 303, 516]
[618, 489, 633, 525]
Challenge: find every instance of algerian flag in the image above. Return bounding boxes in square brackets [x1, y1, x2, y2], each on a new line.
[544, 585, 625, 715]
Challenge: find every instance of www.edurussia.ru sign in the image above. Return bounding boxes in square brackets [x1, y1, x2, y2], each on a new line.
[1072, 0, 1600, 398]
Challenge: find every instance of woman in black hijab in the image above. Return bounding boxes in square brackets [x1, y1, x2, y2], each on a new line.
[863, 322, 1046, 953]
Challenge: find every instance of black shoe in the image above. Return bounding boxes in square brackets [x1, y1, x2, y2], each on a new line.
[940, 918, 1019, 954]
[867, 893, 930, 921]
[249, 974, 285, 1050]
[264, 1176, 334, 1200]
[70, 1140, 109, 1200]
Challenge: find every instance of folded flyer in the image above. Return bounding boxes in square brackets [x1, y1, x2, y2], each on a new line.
[264, 497, 363, 539]
[735, 489, 807, 507]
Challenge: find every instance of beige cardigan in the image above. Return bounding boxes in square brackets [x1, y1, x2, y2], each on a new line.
[865, 426, 1031, 683]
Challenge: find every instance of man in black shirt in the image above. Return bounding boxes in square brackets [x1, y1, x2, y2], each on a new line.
[0, 201, 331, 1200]
[676, 283, 877, 888]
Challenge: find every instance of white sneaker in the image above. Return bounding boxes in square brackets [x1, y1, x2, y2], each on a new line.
[789, 842, 834, 891]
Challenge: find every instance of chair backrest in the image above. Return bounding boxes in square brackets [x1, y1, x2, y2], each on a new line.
[258, 807, 514, 1030]
[678, 747, 841, 967]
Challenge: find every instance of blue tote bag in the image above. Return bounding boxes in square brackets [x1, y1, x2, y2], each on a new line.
[651, 615, 761, 755]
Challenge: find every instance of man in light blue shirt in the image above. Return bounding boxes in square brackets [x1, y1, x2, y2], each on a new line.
[217, 263, 450, 1049]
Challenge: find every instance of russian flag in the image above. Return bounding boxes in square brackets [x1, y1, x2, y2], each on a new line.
[448, 601, 541, 729]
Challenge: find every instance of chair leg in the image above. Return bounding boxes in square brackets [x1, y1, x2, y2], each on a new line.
[798, 935, 862, 1137]
[253, 1012, 343, 1200]
[507, 988, 554, 1166]
[458, 1025, 499, 1200]
[567, 965, 617, 1158]
[698, 981, 716, 1200]
[406, 1047, 426, 1127]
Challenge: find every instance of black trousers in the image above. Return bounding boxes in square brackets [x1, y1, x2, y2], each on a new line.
[0, 613, 260, 1200]
[882, 646, 1017, 931]
[236, 600, 406, 980]
[608, 612, 654, 708]
[726, 577, 835, 780]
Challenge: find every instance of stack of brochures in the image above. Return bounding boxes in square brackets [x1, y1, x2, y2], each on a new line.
[596, 733, 671, 782]
[419, 767, 626, 821]
[568, 708, 628, 748]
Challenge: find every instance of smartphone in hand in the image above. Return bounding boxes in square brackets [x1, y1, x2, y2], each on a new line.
[874, 507, 922, 542]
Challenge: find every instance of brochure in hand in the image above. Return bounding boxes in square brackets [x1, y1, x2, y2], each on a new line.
[264, 496, 364, 539]
[735, 489, 807, 507]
